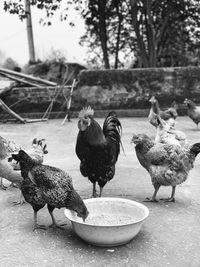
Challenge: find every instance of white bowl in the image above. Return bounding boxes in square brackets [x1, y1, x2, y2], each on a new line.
[64, 197, 149, 247]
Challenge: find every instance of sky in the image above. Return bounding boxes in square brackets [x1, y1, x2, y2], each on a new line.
[0, 2, 87, 66]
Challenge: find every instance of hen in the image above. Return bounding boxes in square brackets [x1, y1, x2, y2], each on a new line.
[148, 96, 178, 128]
[155, 114, 188, 147]
[0, 137, 48, 189]
[0, 136, 21, 190]
[131, 133, 200, 202]
[12, 150, 89, 231]
[0, 137, 48, 205]
[76, 107, 122, 197]
[184, 98, 200, 128]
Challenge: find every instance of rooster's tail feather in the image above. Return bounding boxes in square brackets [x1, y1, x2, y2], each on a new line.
[103, 111, 124, 153]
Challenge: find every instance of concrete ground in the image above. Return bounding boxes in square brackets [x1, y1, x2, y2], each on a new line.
[0, 116, 200, 267]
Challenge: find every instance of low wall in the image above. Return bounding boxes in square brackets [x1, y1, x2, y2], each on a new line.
[75, 67, 200, 110]
[1, 66, 200, 118]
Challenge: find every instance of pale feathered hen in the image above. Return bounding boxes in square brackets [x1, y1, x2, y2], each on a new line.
[132, 133, 200, 202]
[184, 98, 200, 128]
[0, 137, 48, 190]
[154, 114, 188, 147]
[148, 96, 178, 128]
[0, 137, 48, 205]
[0, 136, 22, 190]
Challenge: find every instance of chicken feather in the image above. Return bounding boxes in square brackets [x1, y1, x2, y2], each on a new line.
[184, 98, 200, 128]
[12, 150, 89, 230]
[76, 107, 122, 197]
[132, 133, 200, 202]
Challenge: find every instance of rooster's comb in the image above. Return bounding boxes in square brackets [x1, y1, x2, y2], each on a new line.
[78, 106, 94, 119]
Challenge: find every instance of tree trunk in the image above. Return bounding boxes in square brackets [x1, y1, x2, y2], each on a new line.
[114, 4, 122, 69]
[130, 1, 149, 67]
[145, 0, 157, 67]
[98, 0, 110, 69]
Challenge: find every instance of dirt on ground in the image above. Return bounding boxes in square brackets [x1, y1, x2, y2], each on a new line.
[0, 117, 200, 267]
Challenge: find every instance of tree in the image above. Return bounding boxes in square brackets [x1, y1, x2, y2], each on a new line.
[129, 0, 200, 67]
[3, 0, 200, 68]
[79, 0, 133, 69]
[73, 0, 200, 68]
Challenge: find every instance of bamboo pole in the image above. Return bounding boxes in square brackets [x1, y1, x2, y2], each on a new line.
[0, 99, 26, 123]
[0, 72, 43, 88]
[0, 68, 57, 86]
[61, 79, 77, 124]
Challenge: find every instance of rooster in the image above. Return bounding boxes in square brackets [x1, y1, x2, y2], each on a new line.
[76, 107, 122, 197]
[131, 133, 200, 202]
[12, 150, 89, 230]
[184, 98, 200, 128]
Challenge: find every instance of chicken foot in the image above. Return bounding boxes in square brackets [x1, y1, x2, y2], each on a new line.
[13, 192, 26, 205]
[33, 211, 46, 231]
[0, 178, 7, 190]
[160, 186, 176, 202]
[9, 182, 18, 188]
[47, 205, 66, 230]
[144, 183, 160, 202]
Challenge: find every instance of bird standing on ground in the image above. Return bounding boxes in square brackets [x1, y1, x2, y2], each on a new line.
[7, 138, 48, 205]
[154, 114, 188, 147]
[131, 133, 200, 202]
[184, 98, 200, 128]
[0, 137, 48, 193]
[0, 136, 21, 190]
[148, 96, 178, 128]
[12, 150, 89, 231]
[76, 107, 122, 197]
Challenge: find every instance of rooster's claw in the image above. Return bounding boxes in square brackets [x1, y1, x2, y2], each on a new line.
[144, 197, 158, 203]
[160, 197, 175, 202]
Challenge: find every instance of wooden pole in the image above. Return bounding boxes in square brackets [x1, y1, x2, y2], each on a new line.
[61, 79, 77, 124]
[0, 99, 26, 123]
[0, 68, 57, 86]
[25, 0, 36, 63]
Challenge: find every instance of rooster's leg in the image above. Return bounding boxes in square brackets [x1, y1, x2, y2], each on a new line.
[33, 210, 46, 231]
[144, 183, 160, 202]
[99, 186, 103, 197]
[47, 205, 66, 229]
[160, 186, 176, 202]
[0, 178, 7, 190]
[92, 182, 98, 198]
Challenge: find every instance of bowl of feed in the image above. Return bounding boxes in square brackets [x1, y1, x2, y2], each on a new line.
[64, 197, 149, 247]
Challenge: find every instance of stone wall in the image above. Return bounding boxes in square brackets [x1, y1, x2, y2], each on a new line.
[1, 66, 200, 118]
[75, 67, 200, 110]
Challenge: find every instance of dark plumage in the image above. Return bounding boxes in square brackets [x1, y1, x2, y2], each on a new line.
[12, 150, 89, 230]
[76, 107, 122, 197]
[132, 133, 200, 202]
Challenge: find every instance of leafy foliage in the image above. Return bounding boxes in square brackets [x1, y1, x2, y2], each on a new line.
[3, 0, 200, 68]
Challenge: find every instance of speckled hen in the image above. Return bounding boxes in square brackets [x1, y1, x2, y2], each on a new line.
[12, 150, 89, 231]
